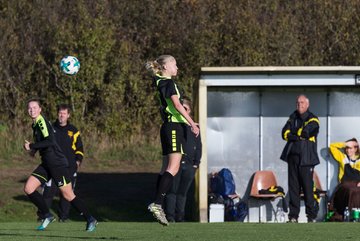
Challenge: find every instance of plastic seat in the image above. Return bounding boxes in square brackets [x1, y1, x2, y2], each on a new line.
[313, 171, 327, 197]
[249, 170, 284, 222]
[300, 171, 327, 198]
[250, 170, 283, 199]
[299, 171, 328, 221]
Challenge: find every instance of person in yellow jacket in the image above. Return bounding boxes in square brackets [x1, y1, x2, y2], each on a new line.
[328, 138, 360, 221]
[329, 138, 360, 182]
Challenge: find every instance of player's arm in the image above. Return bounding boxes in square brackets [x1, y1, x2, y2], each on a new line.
[29, 120, 54, 150]
[281, 118, 298, 141]
[171, 95, 199, 137]
[193, 132, 202, 168]
[73, 130, 84, 166]
[299, 117, 320, 139]
[329, 142, 346, 164]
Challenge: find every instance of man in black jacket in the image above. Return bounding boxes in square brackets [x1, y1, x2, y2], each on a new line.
[280, 95, 320, 223]
[165, 98, 202, 222]
[38, 104, 84, 222]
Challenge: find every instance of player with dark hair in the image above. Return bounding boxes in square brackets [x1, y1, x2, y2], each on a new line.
[24, 99, 97, 231]
[165, 97, 202, 222]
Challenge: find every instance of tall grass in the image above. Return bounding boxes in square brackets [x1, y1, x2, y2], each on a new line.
[0, 123, 163, 223]
[0, 123, 162, 172]
[0, 124, 28, 163]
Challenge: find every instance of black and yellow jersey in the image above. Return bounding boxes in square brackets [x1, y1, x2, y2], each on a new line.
[155, 74, 188, 124]
[53, 119, 84, 172]
[29, 115, 68, 167]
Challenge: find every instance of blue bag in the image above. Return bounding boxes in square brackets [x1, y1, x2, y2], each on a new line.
[224, 198, 248, 222]
[210, 168, 236, 196]
[233, 201, 248, 222]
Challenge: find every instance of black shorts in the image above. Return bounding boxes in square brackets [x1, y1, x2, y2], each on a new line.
[160, 122, 187, 155]
[31, 164, 72, 188]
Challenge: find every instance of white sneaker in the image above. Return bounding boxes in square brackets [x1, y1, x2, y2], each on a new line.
[37, 215, 55, 230]
[148, 203, 169, 226]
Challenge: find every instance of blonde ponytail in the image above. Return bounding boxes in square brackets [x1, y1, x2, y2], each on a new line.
[145, 55, 175, 76]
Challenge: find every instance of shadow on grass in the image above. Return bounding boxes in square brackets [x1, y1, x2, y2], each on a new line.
[14, 172, 159, 222]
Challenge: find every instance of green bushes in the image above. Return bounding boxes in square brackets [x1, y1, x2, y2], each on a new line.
[1, 0, 360, 160]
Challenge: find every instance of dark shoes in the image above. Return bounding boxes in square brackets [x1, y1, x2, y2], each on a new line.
[307, 217, 317, 223]
[287, 217, 316, 223]
[86, 217, 98, 232]
[287, 217, 298, 223]
[166, 215, 185, 223]
[167, 218, 176, 223]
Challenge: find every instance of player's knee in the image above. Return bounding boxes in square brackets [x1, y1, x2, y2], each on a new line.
[167, 168, 179, 176]
[61, 192, 73, 201]
[63, 193, 76, 201]
[60, 187, 75, 201]
[24, 184, 34, 195]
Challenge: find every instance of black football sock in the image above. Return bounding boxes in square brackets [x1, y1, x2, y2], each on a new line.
[154, 171, 174, 205]
[27, 191, 51, 217]
[155, 174, 162, 193]
[70, 196, 92, 221]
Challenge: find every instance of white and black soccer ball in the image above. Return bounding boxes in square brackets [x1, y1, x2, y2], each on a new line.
[60, 56, 80, 75]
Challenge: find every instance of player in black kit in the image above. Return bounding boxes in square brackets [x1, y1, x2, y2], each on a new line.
[23, 99, 97, 231]
[37, 104, 84, 222]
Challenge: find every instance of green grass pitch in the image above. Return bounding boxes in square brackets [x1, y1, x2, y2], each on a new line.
[0, 222, 358, 241]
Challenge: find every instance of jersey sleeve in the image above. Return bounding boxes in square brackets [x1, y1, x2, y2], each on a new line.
[329, 142, 346, 165]
[73, 130, 84, 162]
[163, 79, 177, 98]
[281, 117, 293, 141]
[300, 117, 320, 139]
[329, 142, 347, 181]
[75, 131, 84, 162]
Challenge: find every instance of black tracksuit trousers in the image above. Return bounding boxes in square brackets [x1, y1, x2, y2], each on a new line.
[288, 154, 317, 220]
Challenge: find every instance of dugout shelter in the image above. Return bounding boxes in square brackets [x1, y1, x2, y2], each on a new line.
[197, 66, 360, 222]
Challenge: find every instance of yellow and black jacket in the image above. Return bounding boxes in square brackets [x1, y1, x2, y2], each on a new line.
[329, 142, 360, 182]
[53, 119, 84, 172]
[280, 110, 320, 166]
[182, 125, 202, 166]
